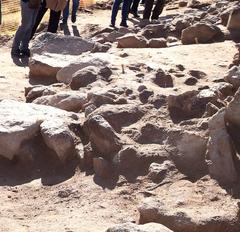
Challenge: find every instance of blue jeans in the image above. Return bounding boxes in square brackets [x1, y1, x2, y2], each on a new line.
[111, 0, 131, 25]
[12, 1, 39, 51]
[63, 0, 80, 22]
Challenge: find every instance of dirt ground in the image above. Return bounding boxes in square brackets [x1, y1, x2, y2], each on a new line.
[0, 5, 237, 232]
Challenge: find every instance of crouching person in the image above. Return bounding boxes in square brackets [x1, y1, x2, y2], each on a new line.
[11, 0, 41, 58]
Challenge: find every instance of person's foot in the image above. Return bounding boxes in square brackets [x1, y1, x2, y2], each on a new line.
[71, 14, 76, 23]
[61, 17, 68, 25]
[109, 22, 116, 28]
[130, 10, 140, 18]
[139, 19, 150, 28]
[11, 48, 21, 58]
[151, 18, 160, 24]
[21, 49, 31, 57]
[120, 21, 128, 27]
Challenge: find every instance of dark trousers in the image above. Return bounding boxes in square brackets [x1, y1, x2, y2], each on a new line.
[143, 0, 165, 20]
[31, 0, 61, 39]
[111, 0, 131, 25]
[130, 0, 140, 14]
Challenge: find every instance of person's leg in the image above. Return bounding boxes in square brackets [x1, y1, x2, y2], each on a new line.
[30, 0, 48, 39]
[62, 0, 70, 23]
[131, 0, 141, 16]
[151, 0, 165, 20]
[121, 0, 131, 26]
[48, 10, 61, 33]
[143, 0, 154, 20]
[21, 6, 39, 56]
[110, 0, 122, 27]
[71, 0, 79, 23]
[12, 1, 37, 55]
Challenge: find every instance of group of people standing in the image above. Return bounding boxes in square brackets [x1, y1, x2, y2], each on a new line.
[11, 0, 165, 58]
[11, 0, 79, 58]
[110, 0, 165, 28]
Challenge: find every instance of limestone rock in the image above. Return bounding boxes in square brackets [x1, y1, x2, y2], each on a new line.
[93, 157, 113, 178]
[140, 24, 166, 40]
[207, 109, 238, 185]
[153, 69, 174, 88]
[139, 178, 240, 231]
[106, 222, 173, 232]
[113, 145, 169, 174]
[0, 100, 77, 161]
[29, 53, 75, 80]
[40, 119, 75, 162]
[224, 66, 240, 89]
[86, 115, 122, 157]
[226, 7, 240, 30]
[25, 85, 57, 103]
[181, 23, 223, 45]
[148, 38, 167, 48]
[33, 91, 87, 112]
[148, 161, 176, 182]
[167, 130, 208, 177]
[168, 89, 217, 118]
[31, 32, 94, 55]
[117, 34, 148, 48]
[89, 104, 145, 132]
[56, 53, 111, 84]
[70, 66, 99, 90]
[226, 88, 240, 126]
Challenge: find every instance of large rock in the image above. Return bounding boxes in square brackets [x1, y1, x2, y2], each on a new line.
[206, 109, 238, 185]
[226, 7, 240, 30]
[86, 115, 122, 158]
[113, 145, 169, 174]
[167, 89, 217, 119]
[226, 88, 240, 126]
[29, 53, 76, 80]
[89, 104, 145, 132]
[70, 66, 99, 90]
[25, 85, 57, 103]
[117, 34, 148, 48]
[40, 119, 75, 162]
[33, 91, 87, 112]
[139, 178, 240, 231]
[0, 100, 78, 161]
[140, 24, 167, 40]
[181, 23, 223, 45]
[224, 66, 240, 89]
[56, 53, 112, 84]
[29, 32, 95, 80]
[148, 38, 167, 48]
[167, 130, 208, 177]
[31, 32, 94, 55]
[106, 222, 173, 232]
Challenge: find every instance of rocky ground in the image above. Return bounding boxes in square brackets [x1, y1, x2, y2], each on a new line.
[1, 0, 240, 231]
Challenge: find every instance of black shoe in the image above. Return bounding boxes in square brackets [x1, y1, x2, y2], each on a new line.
[109, 23, 115, 28]
[120, 22, 128, 27]
[11, 49, 22, 58]
[71, 14, 76, 23]
[130, 10, 140, 18]
[133, 13, 140, 18]
[21, 49, 31, 57]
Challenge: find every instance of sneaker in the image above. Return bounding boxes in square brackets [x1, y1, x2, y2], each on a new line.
[120, 21, 128, 27]
[21, 49, 31, 57]
[11, 48, 21, 58]
[71, 14, 76, 23]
